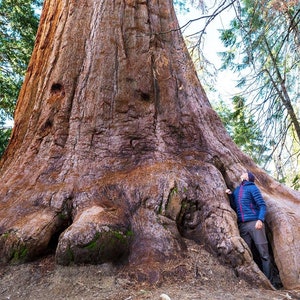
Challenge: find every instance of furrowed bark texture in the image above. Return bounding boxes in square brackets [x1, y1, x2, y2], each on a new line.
[0, 0, 299, 289]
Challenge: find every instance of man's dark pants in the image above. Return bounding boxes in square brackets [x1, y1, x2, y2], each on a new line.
[238, 220, 271, 280]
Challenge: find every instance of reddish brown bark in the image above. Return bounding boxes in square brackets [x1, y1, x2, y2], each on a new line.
[0, 0, 299, 290]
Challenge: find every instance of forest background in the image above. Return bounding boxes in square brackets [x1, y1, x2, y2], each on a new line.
[0, 0, 299, 189]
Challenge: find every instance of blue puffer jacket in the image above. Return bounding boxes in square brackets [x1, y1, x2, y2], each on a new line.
[230, 181, 266, 223]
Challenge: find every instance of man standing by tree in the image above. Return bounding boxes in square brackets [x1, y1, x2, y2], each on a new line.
[226, 171, 275, 285]
[0, 0, 299, 290]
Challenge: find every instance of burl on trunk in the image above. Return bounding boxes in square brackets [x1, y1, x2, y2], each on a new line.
[0, 0, 299, 290]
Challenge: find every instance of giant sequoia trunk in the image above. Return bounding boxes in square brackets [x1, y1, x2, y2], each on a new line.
[0, 0, 299, 290]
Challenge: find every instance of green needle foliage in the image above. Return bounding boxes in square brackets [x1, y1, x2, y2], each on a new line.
[215, 96, 268, 166]
[0, 0, 42, 156]
[0, 119, 11, 155]
[218, 0, 300, 187]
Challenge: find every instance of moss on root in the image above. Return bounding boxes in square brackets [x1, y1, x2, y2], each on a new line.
[58, 228, 134, 265]
[0, 231, 29, 264]
[11, 245, 28, 263]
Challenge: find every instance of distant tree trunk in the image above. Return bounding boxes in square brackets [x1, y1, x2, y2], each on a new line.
[0, 0, 299, 290]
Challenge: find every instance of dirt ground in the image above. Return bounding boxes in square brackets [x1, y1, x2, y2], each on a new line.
[1, 239, 299, 300]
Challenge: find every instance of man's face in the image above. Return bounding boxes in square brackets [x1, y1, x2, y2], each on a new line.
[240, 172, 248, 182]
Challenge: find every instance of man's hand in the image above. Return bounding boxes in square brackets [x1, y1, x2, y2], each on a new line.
[255, 220, 263, 230]
[225, 189, 232, 194]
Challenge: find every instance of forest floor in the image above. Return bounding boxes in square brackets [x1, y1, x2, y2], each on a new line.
[0, 239, 299, 300]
